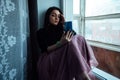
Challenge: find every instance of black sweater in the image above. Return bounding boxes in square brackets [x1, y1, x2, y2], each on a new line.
[37, 26, 63, 53]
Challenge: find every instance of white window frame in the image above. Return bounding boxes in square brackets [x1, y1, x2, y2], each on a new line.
[62, 0, 120, 52]
[85, 13, 120, 52]
[85, 1, 120, 52]
[72, 0, 120, 52]
[73, 0, 85, 36]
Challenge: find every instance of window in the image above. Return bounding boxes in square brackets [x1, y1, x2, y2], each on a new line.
[85, 19, 120, 46]
[85, 0, 120, 16]
[72, 0, 82, 34]
[73, 0, 80, 15]
[85, 0, 120, 51]
[72, 0, 120, 52]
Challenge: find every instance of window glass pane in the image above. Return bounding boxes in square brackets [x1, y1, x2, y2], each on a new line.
[85, 0, 120, 16]
[73, 0, 80, 15]
[85, 19, 120, 45]
[73, 20, 80, 34]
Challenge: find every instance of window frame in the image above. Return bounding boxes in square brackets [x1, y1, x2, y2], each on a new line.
[72, 0, 120, 52]
[73, 0, 85, 36]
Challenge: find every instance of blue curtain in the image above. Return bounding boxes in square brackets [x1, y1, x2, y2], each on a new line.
[0, 0, 29, 80]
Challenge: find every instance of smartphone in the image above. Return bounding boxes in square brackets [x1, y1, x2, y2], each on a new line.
[64, 21, 72, 31]
[64, 21, 76, 35]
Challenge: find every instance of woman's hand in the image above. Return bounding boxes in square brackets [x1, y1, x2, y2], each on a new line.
[47, 31, 74, 52]
[59, 30, 74, 45]
[60, 14, 65, 25]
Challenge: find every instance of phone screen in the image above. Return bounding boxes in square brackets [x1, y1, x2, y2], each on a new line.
[64, 21, 76, 35]
[64, 21, 72, 31]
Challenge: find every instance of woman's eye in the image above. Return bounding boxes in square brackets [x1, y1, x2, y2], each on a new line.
[51, 14, 55, 17]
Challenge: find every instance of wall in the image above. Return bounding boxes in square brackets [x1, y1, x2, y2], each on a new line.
[0, 0, 29, 80]
[92, 46, 120, 78]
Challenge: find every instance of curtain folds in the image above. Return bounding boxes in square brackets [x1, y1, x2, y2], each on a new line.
[0, 0, 29, 79]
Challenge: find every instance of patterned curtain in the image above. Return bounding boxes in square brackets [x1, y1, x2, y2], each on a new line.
[0, 0, 29, 80]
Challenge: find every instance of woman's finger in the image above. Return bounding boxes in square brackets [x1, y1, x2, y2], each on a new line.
[65, 31, 73, 42]
[65, 31, 69, 39]
[68, 31, 73, 39]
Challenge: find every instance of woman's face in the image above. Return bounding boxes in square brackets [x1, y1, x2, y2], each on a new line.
[49, 10, 61, 26]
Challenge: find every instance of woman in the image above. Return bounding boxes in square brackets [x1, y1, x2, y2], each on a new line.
[37, 6, 98, 80]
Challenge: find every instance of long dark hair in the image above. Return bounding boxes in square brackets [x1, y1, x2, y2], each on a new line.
[43, 6, 64, 29]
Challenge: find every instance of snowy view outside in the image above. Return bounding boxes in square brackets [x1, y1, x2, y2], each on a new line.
[85, 0, 120, 16]
[85, 19, 120, 45]
[85, 0, 120, 45]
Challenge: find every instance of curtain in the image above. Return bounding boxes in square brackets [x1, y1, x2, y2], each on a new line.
[0, 0, 29, 80]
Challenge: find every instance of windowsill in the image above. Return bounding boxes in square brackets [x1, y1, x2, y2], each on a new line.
[92, 67, 120, 80]
[86, 40, 120, 52]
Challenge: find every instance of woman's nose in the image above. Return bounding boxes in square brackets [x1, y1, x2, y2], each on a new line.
[55, 16, 59, 20]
